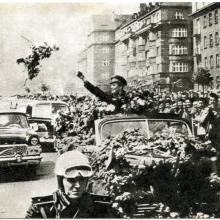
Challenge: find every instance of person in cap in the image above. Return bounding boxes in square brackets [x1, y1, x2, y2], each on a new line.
[77, 71, 127, 112]
[25, 150, 118, 218]
[208, 93, 220, 151]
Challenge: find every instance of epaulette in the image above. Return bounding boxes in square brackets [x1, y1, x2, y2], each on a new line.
[90, 193, 112, 206]
[32, 195, 54, 206]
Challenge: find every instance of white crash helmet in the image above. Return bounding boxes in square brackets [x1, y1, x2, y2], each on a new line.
[54, 150, 93, 178]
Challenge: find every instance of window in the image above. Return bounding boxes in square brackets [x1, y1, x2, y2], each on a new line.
[102, 47, 109, 53]
[204, 36, 207, 49]
[215, 32, 219, 45]
[152, 14, 156, 23]
[172, 28, 187, 37]
[196, 18, 201, 34]
[103, 33, 109, 41]
[156, 12, 160, 22]
[102, 73, 109, 80]
[157, 64, 160, 72]
[203, 15, 207, 28]
[210, 55, 214, 69]
[210, 34, 213, 47]
[215, 10, 218, 24]
[171, 62, 188, 72]
[217, 76, 220, 89]
[146, 51, 149, 59]
[138, 36, 145, 45]
[205, 57, 208, 68]
[175, 11, 184, 20]
[216, 54, 219, 68]
[209, 12, 213, 26]
[171, 45, 188, 55]
[102, 60, 110, 66]
[156, 47, 160, 56]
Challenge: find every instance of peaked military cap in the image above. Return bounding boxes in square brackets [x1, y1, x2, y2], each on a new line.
[210, 92, 218, 100]
[110, 75, 127, 86]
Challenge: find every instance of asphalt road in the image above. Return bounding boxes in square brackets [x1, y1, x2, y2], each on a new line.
[0, 152, 58, 218]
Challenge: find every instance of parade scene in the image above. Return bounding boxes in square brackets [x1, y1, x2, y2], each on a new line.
[1, 1, 220, 218]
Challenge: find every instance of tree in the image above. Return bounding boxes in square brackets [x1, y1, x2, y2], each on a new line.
[16, 42, 59, 86]
[194, 68, 213, 94]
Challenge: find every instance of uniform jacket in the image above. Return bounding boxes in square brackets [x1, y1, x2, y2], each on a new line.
[84, 81, 127, 111]
[25, 190, 118, 218]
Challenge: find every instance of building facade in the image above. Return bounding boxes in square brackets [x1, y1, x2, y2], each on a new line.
[191, 2, 220, 89]
[78, 14, 130, 91]
[115, 3, 193, 90]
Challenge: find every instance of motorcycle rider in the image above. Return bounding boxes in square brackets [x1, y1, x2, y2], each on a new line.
[25, 150, 118, 218]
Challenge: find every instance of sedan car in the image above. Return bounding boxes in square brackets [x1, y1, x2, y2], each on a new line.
[0, 112, 42, 169]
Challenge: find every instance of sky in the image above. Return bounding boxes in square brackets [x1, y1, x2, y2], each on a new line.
[0, 1, 139, 96]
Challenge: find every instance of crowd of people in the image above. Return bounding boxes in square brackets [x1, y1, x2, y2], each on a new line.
[24, 76, 220, 218]
[16, 75, 220, 148]
[46, 76, 219, 148]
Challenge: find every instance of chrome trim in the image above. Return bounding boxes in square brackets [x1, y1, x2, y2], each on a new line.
[0, 155, 42, 163]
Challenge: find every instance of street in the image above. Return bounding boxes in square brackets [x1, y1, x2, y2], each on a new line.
[0, 152, 57, 218]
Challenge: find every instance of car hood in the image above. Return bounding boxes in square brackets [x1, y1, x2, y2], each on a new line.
[0, 127, 27, 144]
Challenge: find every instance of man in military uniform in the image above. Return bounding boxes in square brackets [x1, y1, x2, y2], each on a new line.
[77, 71, 127, 112]
[25, 151, 118, 218]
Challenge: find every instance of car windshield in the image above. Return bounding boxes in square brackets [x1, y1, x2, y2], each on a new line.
[0, 114, 28, 128]
[101, 119, 189, 141]
[102, 120, 148, 140]
[148, 119, 189, 137]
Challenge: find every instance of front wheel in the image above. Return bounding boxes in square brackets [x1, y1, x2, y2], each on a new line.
[27, 164, 39, 177]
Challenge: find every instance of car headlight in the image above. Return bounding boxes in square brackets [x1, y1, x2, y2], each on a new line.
[29, 136, 39, 146]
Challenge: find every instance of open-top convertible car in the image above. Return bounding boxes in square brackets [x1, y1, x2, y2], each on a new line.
[88, 114, 220, 218]
[56, 113, 220, 217]
[0, 112, 42, 169]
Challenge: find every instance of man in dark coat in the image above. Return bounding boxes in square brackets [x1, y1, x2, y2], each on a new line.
[25, 151, 118, 218]
[77, 71, 127, 112]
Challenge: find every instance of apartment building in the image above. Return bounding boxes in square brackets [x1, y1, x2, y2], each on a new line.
[78, 14, 130, 91]
[191, 2, 220, 89]
[115, 3, 193, 90]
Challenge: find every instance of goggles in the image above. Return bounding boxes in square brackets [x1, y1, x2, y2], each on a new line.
[64, 166, 93, 178]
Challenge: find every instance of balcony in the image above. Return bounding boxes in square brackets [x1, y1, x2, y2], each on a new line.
[136, 23, 156, 35]
[120, 33, 131, 44]
[166, 19, 189, 25]
[151, 20, 188, 31]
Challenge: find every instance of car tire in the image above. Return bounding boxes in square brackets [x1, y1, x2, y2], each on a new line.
[28, 164, 39, 177]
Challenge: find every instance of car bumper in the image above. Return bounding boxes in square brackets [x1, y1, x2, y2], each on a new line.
[0, 155, 42, 167]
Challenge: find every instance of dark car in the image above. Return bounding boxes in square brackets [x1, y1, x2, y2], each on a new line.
[0, 112, 42, 169]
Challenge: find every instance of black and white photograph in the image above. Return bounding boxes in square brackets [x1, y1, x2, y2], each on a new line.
[0, 1, 220, 218]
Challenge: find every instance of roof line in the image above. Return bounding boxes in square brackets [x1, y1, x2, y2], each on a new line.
[189, 3, 218, 17]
